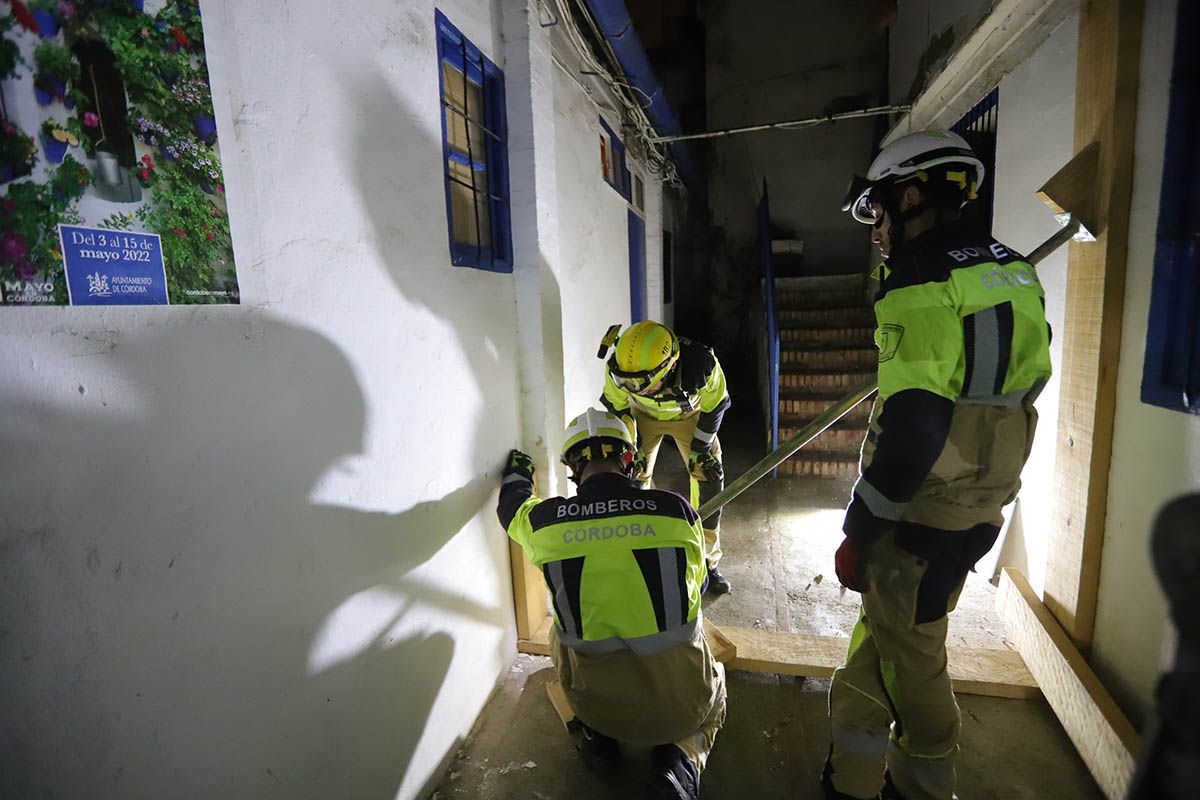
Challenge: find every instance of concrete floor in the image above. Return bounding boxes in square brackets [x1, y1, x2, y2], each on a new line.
[430, 412, 1103, 799]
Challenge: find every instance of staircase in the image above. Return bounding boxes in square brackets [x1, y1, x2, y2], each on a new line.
[770, 275, 876, 478]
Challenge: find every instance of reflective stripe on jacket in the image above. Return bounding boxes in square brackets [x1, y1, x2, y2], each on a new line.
[498, 472, 706, 656]
[846, 223, 1052, 540]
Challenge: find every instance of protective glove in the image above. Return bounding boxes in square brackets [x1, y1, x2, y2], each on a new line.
[834, 536, 868, 592]
[688, 449, 723, 483]
[504, 449, 536, 489]
[631, 449, 649, 482]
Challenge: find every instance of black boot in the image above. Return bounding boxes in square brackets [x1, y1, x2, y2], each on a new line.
[821, 757, 881, 800]
[567, 720, 620, 775]
[704, 567, 732, 596]
[647, 744, 700, 799]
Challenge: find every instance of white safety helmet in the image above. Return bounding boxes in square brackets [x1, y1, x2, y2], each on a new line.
[560, 407, 636, 479]
[842, 129, 986, 225]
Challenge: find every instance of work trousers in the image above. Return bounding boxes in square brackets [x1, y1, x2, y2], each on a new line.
[551, 626, 727, 773]
[828, 523, 999, 800]
[633, 410, 724, 568]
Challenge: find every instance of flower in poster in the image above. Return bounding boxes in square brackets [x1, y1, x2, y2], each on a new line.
[82, 112, 100, 128]
[14, 260, 39, 281]
[0, 232, 30, 264]
[10, 1, 38, 33]
[170, 27, 190, 49]
[55, 1, 76, 20]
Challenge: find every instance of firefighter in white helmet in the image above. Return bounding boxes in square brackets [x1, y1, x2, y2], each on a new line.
[823, 130, 1052, 800]
[498, 408, 726, 799]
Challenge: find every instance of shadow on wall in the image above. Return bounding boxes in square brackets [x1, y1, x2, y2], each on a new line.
[0, 317, 502, 798]
[338, 47, 568, 485]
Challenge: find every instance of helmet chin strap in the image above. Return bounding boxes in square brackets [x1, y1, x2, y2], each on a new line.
[879, 182, 929, 252]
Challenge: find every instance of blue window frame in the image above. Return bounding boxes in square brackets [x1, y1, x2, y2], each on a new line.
[435, 10, 512, 272]
[598, 116, 630, 199]
[1141, 0, 1200, 414]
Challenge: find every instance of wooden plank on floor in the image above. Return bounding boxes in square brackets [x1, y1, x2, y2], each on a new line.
[721, 627, 1040, 700]
[545, 680, 575, 730]
[1045, 0, 1145, 648]
[703, 618, 738, 664]
[516, 614, 553, 656]
[996, 568, 1139, 799]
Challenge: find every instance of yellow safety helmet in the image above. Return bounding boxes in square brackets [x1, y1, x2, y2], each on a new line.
[560, 407, 636, 480]
[603, 321, 679, 395]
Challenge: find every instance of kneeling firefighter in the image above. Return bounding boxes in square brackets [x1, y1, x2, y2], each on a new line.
[823, 130, 1052, 800]
[498, 408, 726, 800]
[597, 320, 733, 596]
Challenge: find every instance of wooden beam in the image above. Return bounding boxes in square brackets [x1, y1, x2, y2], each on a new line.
[510, 540, 548, 641]
[517, 613, 554, 656]
[721, 627, 1039, 700]
[1046, 0, 1144, 647]
[517, 619, 1037, 698]
[703, 618, 738, 664]
[545, 680, 575, 730]
[1036, 141, 1101, 235]
[884, 0, 1074, 144]
[996, 569, 1139, 799]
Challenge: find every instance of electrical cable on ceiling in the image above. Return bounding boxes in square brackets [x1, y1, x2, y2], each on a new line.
[551, 0, 686, 196]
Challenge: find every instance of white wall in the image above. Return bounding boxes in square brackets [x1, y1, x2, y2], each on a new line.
[990, 13, 1079, 598]
[888, 0, 995, 104]
[0, 0, 659, 796]
[992, 0, 1192, 727]
[1091, 0, 1193, 727]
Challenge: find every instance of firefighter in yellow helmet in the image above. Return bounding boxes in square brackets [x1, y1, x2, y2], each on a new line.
[597, 321, 733, 595]
[498, 408, 726, 799]
[822, 130, 1052, 800]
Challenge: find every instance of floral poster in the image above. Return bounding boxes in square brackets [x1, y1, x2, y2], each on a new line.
[0, 0, 237, 305]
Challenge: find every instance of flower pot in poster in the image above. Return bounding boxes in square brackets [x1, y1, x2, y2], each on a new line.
[199, 180, 213, 195]
[158, 143, 176, 162]
[193, 114, 216, 143]
[32, 10, 60, 39]
[40, 134, 68, 165]
[0, 164, 13, 184]
[35, 74, 67, 104]
[131, 0, 145, 11]
[96, 152, 123, 186]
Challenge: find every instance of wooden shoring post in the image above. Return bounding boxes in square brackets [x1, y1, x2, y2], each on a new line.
[1046, 0, 1145, 647]
[510, 540, 549, 642]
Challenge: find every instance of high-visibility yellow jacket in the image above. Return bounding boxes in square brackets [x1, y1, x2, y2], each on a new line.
[846, 222, 1053, 539]
[600, 338, 731, 453]
[497, 471, 706, 655]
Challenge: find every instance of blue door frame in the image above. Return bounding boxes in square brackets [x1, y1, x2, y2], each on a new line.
[628, 209, 647, 322]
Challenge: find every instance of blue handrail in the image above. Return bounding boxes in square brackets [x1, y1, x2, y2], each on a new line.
[757, 179, 780, 474]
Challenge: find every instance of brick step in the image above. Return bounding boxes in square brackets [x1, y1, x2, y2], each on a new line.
[778, 327, 875, 346]
[775, 452, 859, 479]
[776, 289, 867, 310]
[778, 399, 873, 424]
[779, 425, 865, 452]
[779, 369, 875, 392]
[780, 347, 877, 369]
[778, 307, 875, 328]
[774, 274, 865, 292]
